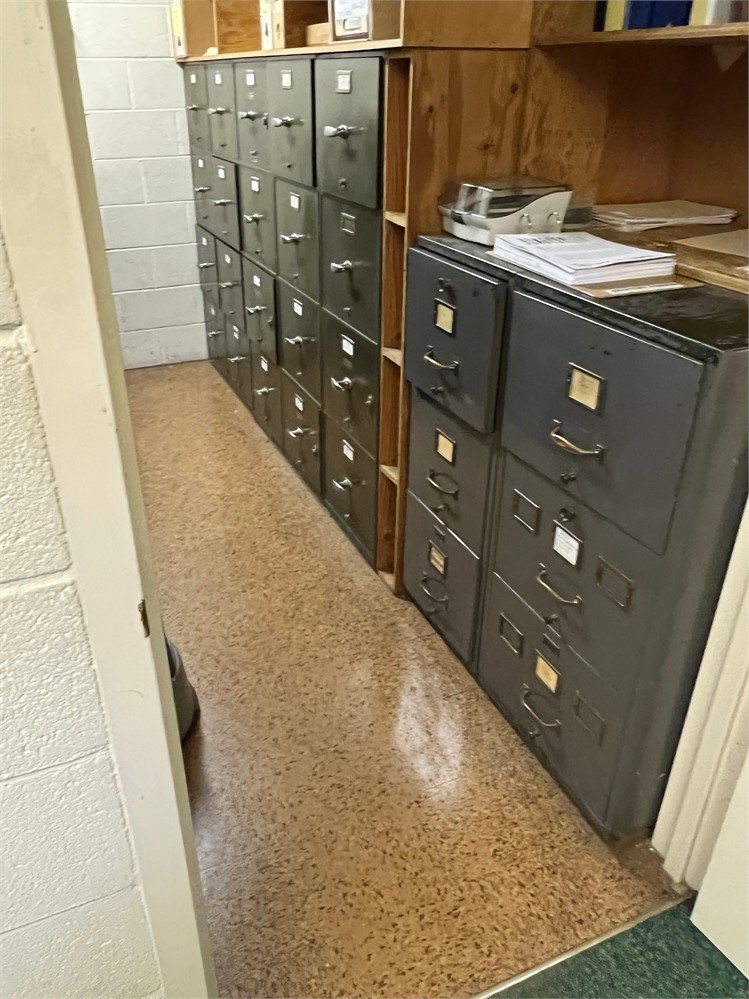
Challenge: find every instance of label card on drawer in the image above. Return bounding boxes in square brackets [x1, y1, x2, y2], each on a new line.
[535, 654, 560, 694]
[224, 253, 232, 264]
[553, 524, 581, 566]
[253, 274, 261, 287]
[293, 299, 304, 316]
[214, 71, 223, 85]
[198, 158, 205, 168]
[281, 71, 293, 89]
[251, 176, 260, 192]
[341, 212, 356, 234]
[434, 301, 455, 335]
[435, 431, 456, 465]
[568, 364, 604, 412]
[190, 73, 197, 84]
[217, 166, 226, 179]
[342, 440, 354, 461]
[260, 357, 268, 372]
[336, 70, 352, 93]
[294, 394, 304, 412]
[341, 335, 354, 356]
[290, 193, 301, 210]
[428, 542, 447, 576]
[246, 70, 256, 87]
[232, 325, 240, 340]
[201, 236, 208, 246]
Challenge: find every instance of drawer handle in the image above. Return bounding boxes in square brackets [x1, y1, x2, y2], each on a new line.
[426, 471, 459, 496]
[330, 376, 353, 392]
[243, 213, 265, 223]
[419, 574, 449, 604]
[550, 422, 605, 460]
[212, 199, 234, 206]
[330, 260, 353, 273]
[332, 477, 353, 491]
[536, 564, 582, 607]
[280, 232, 307, 244]
[288, 427, 311, 439]
[323, 124, 361, 138]
[198, 262, 215, 269]
[194, 185, 211, 193]
[239, 109, 262, 120]
[227, 356, 243, 364]
[271, 115, 300, 127]
[207, 330, 222, 338]
[423, 350, 459, 372]
[284, 335, 309, 347]
[521, 686, 561, 734]
[187, 104, 201, 112]
[219, 281, 238, 289]
[207, 107, 230, 115]
[246, 305, 267, 314]
[254, 387, 275, 396]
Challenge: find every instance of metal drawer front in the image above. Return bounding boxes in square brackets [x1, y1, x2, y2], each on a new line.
[403, 491, 481, 664]
[234, 62, 270, 169]
[184, 66, 210, 154]
[196, 226, 218, 297]
[238, 166, 277, 273]
[404, 248, 506, 433]
[191, 155, 214, 228]
[216, 243, 244, 327]
[275, 178, 319, 300]
[242, 259, 278, 362]
[315, 56, 381, 208]
[251, 352, 283, 443]
[502, 292, 703, 553]
[321, 311, 378, 456]
[493, 452, 660, 693]
[202, 283, 220, 322]
[206, 62, 239, 161]
[224, 316, 251, 404]
[281, 373, 321, 494]
[277, 281, 321, 403]
[205, 298, 226, 363]
[408, 388, 493, 558]
[267, 59, 314, 187]
[478, 572, 622, 825]
[209, 158, 240, 250]
[323, 417, 376, 559]
[321, 196, 381, 343]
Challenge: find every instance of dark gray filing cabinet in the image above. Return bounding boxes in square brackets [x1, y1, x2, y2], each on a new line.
[314, 56, 381, 208]
[216, 241, 244, 329]
[277, 281, 321, 403]
[196, 226, 218, 302]
[209, 158, 240, 250]
[234, 61, 270, 169]
[238, 166, 276, 272]
[320, 194, 381, 343]
[323, 415, 377, 560]
[184, 65, 210, 154]
[321, 311, 379, 457]
[281, 372, 321, 494]
[242, 258, 277, 361]
[191, 155, 214, 229]
[275, 178, 319, 300]
[225, 316, 251, 405]
[206, 62, 239, 161]
[205, 297, 226, 370]
[251, 352, 283, 443]
[267, 58, 314, 187]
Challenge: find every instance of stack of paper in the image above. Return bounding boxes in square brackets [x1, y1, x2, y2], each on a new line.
[491, 233, 676, 286]
[593, 200, 737, 232]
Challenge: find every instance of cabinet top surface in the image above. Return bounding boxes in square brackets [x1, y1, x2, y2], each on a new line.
[418, 236, 748, 360]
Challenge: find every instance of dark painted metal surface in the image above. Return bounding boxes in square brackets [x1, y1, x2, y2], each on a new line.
[184, 65, 210, 154]
[321, 311, 379, 456]
[251, 352, 283, 443]
[277, 280, 321, 403]
[275, 177, 320, 301]
[209, 158, 240, 250]
[281, 372, 322, 494]
[320, 195, 381, 342]
[216, 241, 244, 329]
[242, 258, 278, 362]
[234, 61, 270, 170]
[238, 166, 277, 273]
[323, 414, 377, 559]
[206, 62, 239, 161]
[267, 58, 314, 187]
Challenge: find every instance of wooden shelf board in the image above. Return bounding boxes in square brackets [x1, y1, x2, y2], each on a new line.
[382, 346, 403, 367]
[179, 37, 404, 62]
[385, 210, 408, 228]
[380, 463, 400, 485]
[537, 22, 749, 46]
[378, 570, 396, 592]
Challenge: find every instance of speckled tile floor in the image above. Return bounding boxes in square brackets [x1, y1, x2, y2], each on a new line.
[127, 361, 674, 999]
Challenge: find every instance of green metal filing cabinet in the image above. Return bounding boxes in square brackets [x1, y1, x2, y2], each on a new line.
[206, 62, 239, 161]
[275, 178, 319, 300]
[234, 62, 270, 170]
[238, 166, 277, 272]
[242, 258, 277, 361]
[281, 372, 321, 495]
[267, 59, 314, 187]
[277, 282, 321, 403]
[320, 194, 381, 344]
[184, 65, 210, 155]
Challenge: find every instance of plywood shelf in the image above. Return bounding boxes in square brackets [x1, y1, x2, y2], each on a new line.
[378, 570, 396, 592]
[382, 347, 403, 367]
[178, 36, 404, 62]
[380, 463, 400, 485]
[537, 22, 749, 46]
[385, 210, 408, 227]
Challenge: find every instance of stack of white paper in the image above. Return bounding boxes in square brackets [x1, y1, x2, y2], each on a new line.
[491, 232, 676, 286]
[593, 200, 737, 232]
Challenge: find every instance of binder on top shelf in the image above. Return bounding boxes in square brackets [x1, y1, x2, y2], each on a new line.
[625, 1, 693, 28]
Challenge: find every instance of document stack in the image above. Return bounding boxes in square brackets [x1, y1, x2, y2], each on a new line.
[592, 200, 737, 232]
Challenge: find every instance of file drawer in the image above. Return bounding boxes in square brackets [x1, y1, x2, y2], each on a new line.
[408, 388, 493, 558]
[184, 65, 210, 154]
[502, 292, 703, 553]
[234, 61, 270, 169]
[315, 56, 381, 208]
[242, 259, 277, 361]
[321, 312, 378, 456]
[493, 452, 660, 692]
[191, 155, 213, 228]
[268, 58, 314, 187]
[224, 316, 251, 403]
[216, 243, 244, 327]
[277, 281, 321, 403]
[478, 572, 623, 825]
[239, 166, 276, 273]
[403, 492, 481, 663]
[209, 158, 240, 250]
[320, 195, 381, 343]
[281, 373, 321, 495]
[323, 418, 376, 559]
[206, 62, 239, 160]
[275, 178, 319, 300]
[196, 226, 218, 295]
[404, 248, 506, 433]
[205, 300, 226, 363]
[251, 352, 283, 443]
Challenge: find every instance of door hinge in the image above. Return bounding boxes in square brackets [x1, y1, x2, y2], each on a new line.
[138, 599, 150, 638]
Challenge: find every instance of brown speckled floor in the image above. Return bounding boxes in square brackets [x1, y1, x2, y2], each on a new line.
[127, 361, 672, 999]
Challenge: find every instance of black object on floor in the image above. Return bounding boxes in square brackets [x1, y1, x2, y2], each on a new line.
[166, 637, 200, 741]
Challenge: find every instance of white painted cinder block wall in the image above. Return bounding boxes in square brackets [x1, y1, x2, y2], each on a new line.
[0, 229, 164, 998]
[67, 0, 206, 369]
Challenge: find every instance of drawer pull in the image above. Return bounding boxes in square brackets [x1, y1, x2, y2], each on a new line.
[243, 213, 265, 223]
[426, 471, 459, 497]
[419, 574, 449, 604]
[423, 350, 459, 372]
[254, 387, 275, 396]
[521, 686, 561, 735]
[288, 427, 311, 439]
[198, 262, 215, 269]
[323, 124, 361, 138]
[239, 109, 262, 121]
[330, 260, 353, 273]
[284, 335, 309, 347]
[219, 281, 237, 289]
[207, 330, 222, 338]
[536, 564, 582, 607]
[194, 186, 211, 193]
[227, 356, 243, 364]
[187, 104, 201, 111]
[212, 199, 234, 206]
[246, 305, 268, 315]
[271, 115, 300, 127]
[332, 477, 353, 491]
[330, 376, 353, 392]
[207, 107, 231, 115]
[280, 232, 307, 244]
[550, 422, 605, 460]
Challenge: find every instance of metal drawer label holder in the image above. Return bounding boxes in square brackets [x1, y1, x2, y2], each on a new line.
[568, 363, 605, 412]
[435, 431, 456, 464]
[535, 654, 560, 694]
[428, 542, 447, 576]
[434, 301, 455, 334]
[552, 523, 582, 567]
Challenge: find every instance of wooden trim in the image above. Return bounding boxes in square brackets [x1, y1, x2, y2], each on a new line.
[380, 463, 399, 485]
[537, 22, 749, 46]
[178, 36, 403, 61]
[382, 346, 403, 366]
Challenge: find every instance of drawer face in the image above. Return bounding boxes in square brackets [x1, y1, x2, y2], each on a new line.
[205, 300, 226, 361]
[242, 259, 278, 361]
[184, 66, 210, 154]
[234, 62, 270, 169]
[202, 283, 220, 323]
[196, 226, 218, 295]
[267, 59, 314, 187]
[315, 57, 381, 208]
[191, 155, 214, 228]
[321, 311, 379, 456]
[493, 452, 660, 692]
[408, 388, 493, 558]
[224, 316, 251, 401]
[277, 281, 321, 403]
[206, 62, 239, 161]
[209, 158, 240, 250]
[251, 352, 283, 443]
[281, 373, 321, 494]
[323, 417, 376, 559]
[216, 243, 244, 327]
[275, 178, 319, 300]
[184, 64, 208, 106]
[404, 248, 506, 433]
[502, 292, 703, 553]
[403, 492, 481, 663]
[320, 196, 381, 343]
[478, 572, 622, 824]
[238, 166, 277, 273]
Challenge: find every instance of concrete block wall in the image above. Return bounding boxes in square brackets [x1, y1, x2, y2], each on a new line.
[68, 0, 206, 369]
[0, 228, 163, 997]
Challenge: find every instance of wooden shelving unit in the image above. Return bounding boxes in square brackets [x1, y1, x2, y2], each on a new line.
[537, 21, 749, 46]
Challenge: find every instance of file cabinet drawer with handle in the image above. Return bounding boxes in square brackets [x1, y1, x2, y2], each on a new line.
[184, 65, 210, 154]
[209, 158, 240, 250]
[239, 166, 276, 272]
[321, 312, 378, 456]
[278, 282, 321, 403]
[234, 61, 270, 169]
[242, 259, 277, 361]
[205, 299, 226, 366]
[403, 492, 482, 664]
[323, 418, 376, 560]
[251, 352, 283, 443]
[281, 373, 322, 495]
[275, 178, 319, 301]
[224, 316, 251, 401]
[404, 248, 506, 432]
[408, 388, 493, 558]
[216, 243, 244, 327]
[191, 155, 214, 229]
[206, 62, 239, 160]
[268, 58, 314, 187]
[502, 292, 703, 553]
[196, 226, 218, 297]
[315, 56, 381, 208]
[321, 195, 381, 343]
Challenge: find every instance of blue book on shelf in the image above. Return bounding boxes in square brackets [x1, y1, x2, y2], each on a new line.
[625, 1, 693, 27]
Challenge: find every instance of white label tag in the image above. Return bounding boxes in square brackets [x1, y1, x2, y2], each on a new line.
[201, 236, 208, 245]
[293, 299, 303, 316]
[341, 212, 356, 234]
[435, 431, 455, 464]
[217, 166, 226, 179]
[336, 70, 352, 93]
[435, 301, 454, 334]
[281, 70, 293, 89]
[428, 543, 446, 576]
[224, 253, 231, 264]
[190, 73, 197, 84]
[250, 176, 260, 192]
[294, 394, 304, 412]
[214, 71, 223, 85]
[342, 440, 354, 461]
[553, 524, 581, 567]
[568, 365, 603, 411]
[260, 356, 268, 372]
[246, 70, 256, 87]
[535, 655, 560, 694]
[253, 274, 261, 287]
[232, 325, 240, 340]
[209, 304, 216, 317]
[197, 157, 205, 168]
[290, 193, 301, 210]
[341, 335, 354, 356]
